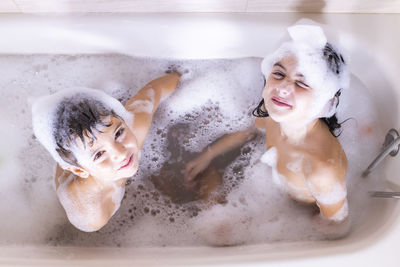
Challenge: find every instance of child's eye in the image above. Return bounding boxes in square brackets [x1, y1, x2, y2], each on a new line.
[295, 81, 309, 89]
[272, 72, 285, 80]
[115, 128, 125, 140]
[94, 151, 104, 161]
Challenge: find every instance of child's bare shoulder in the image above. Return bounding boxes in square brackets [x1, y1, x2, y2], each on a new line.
[55, 169, 100, 207]
[55, 175, 107, 232]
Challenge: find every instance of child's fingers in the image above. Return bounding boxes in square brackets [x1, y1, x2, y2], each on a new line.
[184, 169, 198, 191]
[185, 165, 202, 185]
[185, 180, 198, 191]
[189, 165, 203, 180]
[184, 162, 195, 181]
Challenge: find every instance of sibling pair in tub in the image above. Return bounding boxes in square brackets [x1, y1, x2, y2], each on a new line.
[32, 24, 349, 234]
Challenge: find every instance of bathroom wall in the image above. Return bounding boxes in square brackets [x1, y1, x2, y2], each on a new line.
[1, 0, 400, 13]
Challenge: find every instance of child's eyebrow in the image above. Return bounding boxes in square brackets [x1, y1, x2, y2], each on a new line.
[273, 62, 286, 70]
[274, 62, 303, 78]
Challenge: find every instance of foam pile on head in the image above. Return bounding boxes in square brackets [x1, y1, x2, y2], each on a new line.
[31, 87, 133, 169]
[261, 24, 350, 119]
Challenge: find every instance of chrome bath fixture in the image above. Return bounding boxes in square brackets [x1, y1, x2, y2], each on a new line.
[363, 129, 400, 178]
[369, 191, 400, 199]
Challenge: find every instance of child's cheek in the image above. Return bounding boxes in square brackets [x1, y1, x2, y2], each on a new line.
[127, 133, 138, 149]
[97, 157, 112, 171]
[262, 87, 270, 100]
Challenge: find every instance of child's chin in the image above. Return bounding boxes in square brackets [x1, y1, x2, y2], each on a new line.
[103, 170, 137, 181]
[269, 112, 290, 123]
[126, 168, 138, 177]
[120, 166, 138, 179]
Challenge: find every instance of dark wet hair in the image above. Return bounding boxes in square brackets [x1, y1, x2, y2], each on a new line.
[323, 43, 346, 75]
[53, 96, 119, 167]
[252, 43, 346, 137]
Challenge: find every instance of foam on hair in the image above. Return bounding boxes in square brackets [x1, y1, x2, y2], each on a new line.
[31, 87, 133, 168]
[261, 24, 350, 123]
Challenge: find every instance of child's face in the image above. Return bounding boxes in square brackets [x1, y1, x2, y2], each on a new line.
[263, 54, 315, 123]
[73, 116, 139, 181]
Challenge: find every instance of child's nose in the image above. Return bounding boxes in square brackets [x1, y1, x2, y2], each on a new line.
[111, 143, 126, 162]
[277, 83, 293, 96]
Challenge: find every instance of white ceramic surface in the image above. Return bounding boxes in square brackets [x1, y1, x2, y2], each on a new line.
[5, 0, 400, 13]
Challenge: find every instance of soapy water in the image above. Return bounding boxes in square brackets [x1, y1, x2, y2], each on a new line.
[0, 54, 385, 246]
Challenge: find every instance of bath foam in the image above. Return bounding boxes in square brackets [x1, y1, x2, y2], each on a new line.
[321, 199, 349, 223]
[127, 88, 155, 114]
[0, 117, 36, 243]
[306, 180, 347, 206]
[286, 155, 304, 173]
[259, 146, 285, 188]
[0, 54, 384, 246]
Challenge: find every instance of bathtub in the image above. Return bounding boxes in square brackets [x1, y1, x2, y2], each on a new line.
[0, 13, 399, 266]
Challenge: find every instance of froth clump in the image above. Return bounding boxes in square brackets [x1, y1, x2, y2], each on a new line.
[31, 87, 133, 168]
[261, 24, 350, 121]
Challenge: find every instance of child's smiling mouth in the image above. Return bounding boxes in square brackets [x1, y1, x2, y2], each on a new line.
[119, 154, 133, 170]
[271, 96, 292, 108]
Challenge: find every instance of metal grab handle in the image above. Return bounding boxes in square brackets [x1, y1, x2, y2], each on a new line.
[362, 129, 400, 177]
[370, 191, 400, 199]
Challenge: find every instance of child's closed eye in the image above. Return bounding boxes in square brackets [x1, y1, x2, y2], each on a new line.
[115, 128, 125, 140]
[272, 72, 285, 80]
[295, 81, 310, 89]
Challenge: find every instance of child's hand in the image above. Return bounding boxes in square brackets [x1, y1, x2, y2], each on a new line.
[184, 151, 213, 190]
[165, 64, 188, 77]
[148, 72, 181, 99]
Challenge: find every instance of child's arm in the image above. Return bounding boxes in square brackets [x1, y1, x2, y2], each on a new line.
[125, 72, 181, 112]
[125, 72, 181, 149]
[317, 199, 348, 222]
[306, 160, 348, 222]
[184, 127, 257, 188]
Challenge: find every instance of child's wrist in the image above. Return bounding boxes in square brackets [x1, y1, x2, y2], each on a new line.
[170, 71, 181, 78]
[204, 146, 215, 159]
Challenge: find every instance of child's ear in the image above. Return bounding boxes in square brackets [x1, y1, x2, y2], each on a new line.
[66, 166, 90, 178]
[320, 96, 338, 118]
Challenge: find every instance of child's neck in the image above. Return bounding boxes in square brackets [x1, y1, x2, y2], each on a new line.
[279, 119, 319, 144]
[84, 174, 113, 186]
[90, 175, 127, 187]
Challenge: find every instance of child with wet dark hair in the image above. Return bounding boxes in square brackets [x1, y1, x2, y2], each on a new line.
[32, 72, 180, 232]
[185, 24, 350, 229]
